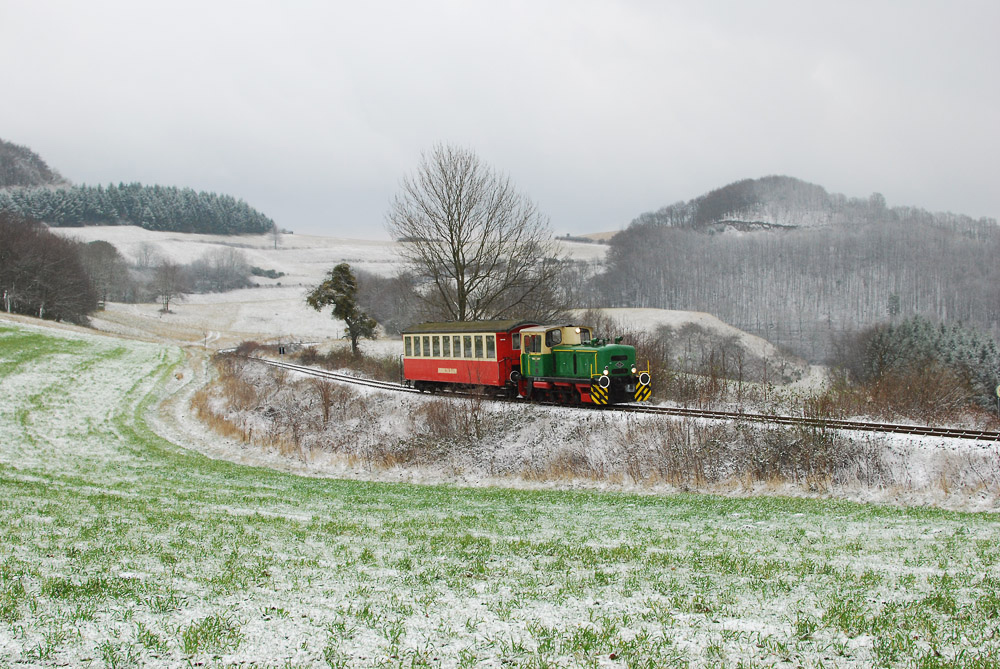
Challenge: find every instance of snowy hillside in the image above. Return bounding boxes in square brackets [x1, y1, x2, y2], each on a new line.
[51, 226, 810, 383]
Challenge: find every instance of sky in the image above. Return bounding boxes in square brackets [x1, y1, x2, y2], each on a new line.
[2, 0, 998, 239]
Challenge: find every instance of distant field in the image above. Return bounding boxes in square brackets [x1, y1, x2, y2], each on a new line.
[1, 322, 999, 667]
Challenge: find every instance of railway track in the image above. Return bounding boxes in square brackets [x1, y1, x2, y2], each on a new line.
[249, 356, 1000, 444]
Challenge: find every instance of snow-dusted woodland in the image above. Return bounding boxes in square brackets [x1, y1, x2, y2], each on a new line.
[3, 315, 1000, 668]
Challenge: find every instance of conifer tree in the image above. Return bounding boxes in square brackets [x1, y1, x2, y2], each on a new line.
[306, 263, 377, 355]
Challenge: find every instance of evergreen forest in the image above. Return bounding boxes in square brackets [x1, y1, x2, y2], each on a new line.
[0, 182, 275, 235]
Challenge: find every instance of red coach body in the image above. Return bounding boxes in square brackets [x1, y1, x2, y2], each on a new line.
[401, 320, 538, 392]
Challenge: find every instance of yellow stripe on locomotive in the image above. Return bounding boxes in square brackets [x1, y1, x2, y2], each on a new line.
[589, 380, 610, 405]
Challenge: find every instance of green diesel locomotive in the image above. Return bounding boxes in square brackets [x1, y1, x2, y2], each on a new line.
[515, 324, 651, 405]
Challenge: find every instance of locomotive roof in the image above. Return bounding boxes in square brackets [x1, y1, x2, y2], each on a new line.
[401, 319, 539, 335]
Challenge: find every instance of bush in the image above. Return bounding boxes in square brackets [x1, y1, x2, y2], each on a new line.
[828, 316, 1000, 416]
[296, 346, 400, 382]
[250, 266, 284, 279]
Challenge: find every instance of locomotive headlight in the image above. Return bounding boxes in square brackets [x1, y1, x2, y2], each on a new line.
[602, 368, 609, 376]
[631, 366, 637, 374]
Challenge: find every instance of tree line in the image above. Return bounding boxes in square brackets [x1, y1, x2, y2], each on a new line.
[1, 211, 268, 324]
[1, 211, 96, 322]
[0, 182, 275, 235]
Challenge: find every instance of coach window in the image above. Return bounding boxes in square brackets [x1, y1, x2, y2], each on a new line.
[442, 336, 451, 357]
[463, 335, 473, 358]
[432, 336, 440, 357]
[405, 336, 412, 357]
[474, 335, 484, 359]
[512, 333, 521, 351]
[486, 335, 496, 359]
[452, 336, 461, 357]
[422, 336, 430, 357]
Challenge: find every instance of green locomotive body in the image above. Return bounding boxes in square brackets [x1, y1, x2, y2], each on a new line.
[517, 325, 651, 405]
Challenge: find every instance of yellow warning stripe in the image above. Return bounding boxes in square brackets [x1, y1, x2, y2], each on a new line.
[590, 384, 609, 405]
[634, 384, 651, 402]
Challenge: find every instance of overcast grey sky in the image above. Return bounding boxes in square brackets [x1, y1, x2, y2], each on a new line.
[2, 0, 997, 238]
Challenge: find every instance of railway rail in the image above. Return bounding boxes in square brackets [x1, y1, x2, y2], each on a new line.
[249, 356, 1000, 444]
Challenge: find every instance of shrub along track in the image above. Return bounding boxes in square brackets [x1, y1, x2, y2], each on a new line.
[249, 355, 1000, 444]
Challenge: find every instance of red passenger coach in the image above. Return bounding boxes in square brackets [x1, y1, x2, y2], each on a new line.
[401, 320, 539, 395]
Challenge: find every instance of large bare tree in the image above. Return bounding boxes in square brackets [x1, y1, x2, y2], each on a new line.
[386, 144, 565, 322]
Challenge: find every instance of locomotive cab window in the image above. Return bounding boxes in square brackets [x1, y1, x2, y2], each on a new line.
[579, 328, 591, 343]
[545, 329, 561, 347]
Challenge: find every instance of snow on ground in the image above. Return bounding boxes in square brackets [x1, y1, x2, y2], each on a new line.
[91, 287, 348, 347]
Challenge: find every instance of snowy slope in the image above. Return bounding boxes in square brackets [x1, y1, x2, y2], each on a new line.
[54, 226, 808, 383]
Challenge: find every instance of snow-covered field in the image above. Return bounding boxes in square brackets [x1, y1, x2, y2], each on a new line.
[2, 318, 999, 667]
[55, 225, 609, 284]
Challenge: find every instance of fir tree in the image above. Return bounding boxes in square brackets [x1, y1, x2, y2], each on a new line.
[306, 264, 377, 355]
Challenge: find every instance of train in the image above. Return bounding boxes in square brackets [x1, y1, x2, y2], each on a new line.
[400, 319, 651, 405]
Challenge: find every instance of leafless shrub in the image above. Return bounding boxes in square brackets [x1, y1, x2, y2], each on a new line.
[294, 346, 401, 382]
[807, 364, 980, 425]
[190, 387, 246, 441]
[611, 417, 888, 488]
[312, 379, 335, 426]
[540, 447, 607, 481]
[235, 341, 264, 356]
[415, 400, 465, 442]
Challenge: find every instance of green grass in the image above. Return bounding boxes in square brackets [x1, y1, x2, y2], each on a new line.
[0, 322, 999, 667]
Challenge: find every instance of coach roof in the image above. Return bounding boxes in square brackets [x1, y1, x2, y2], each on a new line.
[401, 320, 539, 335]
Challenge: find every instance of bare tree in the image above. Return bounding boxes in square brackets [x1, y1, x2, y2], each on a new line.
[80, 240, 131, 305]
[153, 260, 186, 313]
[270, 221, 282, 250]
[386, 144, 565, 322]
[133, 242, 159, 270]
